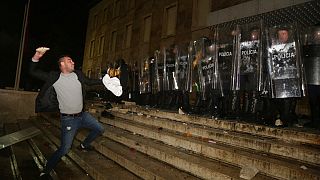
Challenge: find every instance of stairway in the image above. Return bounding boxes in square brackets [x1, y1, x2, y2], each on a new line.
[0, 122, 94, 180]
[35, 101, 320, 180]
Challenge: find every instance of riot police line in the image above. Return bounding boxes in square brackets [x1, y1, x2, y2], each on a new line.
[111, 22, 320, 129]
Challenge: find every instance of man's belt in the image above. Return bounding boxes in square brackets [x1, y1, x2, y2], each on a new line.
[61, 112, 82, 117]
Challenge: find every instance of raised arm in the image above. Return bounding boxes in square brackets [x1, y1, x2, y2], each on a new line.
[75, 70, 102, 86]
[29, 47, 50, 81]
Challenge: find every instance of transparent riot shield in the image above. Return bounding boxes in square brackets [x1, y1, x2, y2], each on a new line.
[303, 26, 320, 85]
[163, 46, 178, 91]
[266, 25, 305, 98]
[235, 21, 264, 91]
[153, 50, 164, 93]
[210, 28, 222, 95]
[302, 25, 320, 126]
[216, 26, 242, 117]
[217, 26, 236, 96]
[139, 58, 151, 94]
[194, 37, 217, 100]
[175, 43, 190, 92]
[186, 41, 197, 93]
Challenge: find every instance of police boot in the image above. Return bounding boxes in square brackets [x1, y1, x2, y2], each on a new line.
[279, 98, 291, 127]
[202, 95, 211, 116]
[164, 91, 174, 109]
[160, 91, 168, 109]
[149, 93, 157, 108]
[305, 90, 320, 129]
[261, 97, 276, 126]
[209, 93, 222, 119]
[143, 93, 151, 106]
[227, 90, 240, 119]
[156, 92, 164, 109]
[191, 92, 202, 115]
[181, 91, 191, 114]
[135, 93, 143, 105]
[169, 91, 180, 110]
[247, 91, 259, 122]
[220, 96, 227, 118]
[240, 91, 250, 118]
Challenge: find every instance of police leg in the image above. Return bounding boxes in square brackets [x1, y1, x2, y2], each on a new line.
[209, 91, 222, 118]
[171, 90, 182, 111]
[248, 91, 259, 121]
[191, 92, 202, 115]
[241, 90, 250, 118]
[306, 85, 320, 129]
[227, 90, 241, 119]
[279, 98, 297, 127]
[181, 91, 190, 113]
[261, 96, 276, 126]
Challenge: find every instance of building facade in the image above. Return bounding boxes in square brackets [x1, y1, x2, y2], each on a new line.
[82, 0, 313, 78]
[82, 0, 212, 78]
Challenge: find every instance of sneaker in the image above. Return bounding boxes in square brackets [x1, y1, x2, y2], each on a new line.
[40, 172, 52, 180]
[77, 143, 94, 152]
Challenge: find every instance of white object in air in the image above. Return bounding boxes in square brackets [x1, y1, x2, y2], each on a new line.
[36, 47, 50, 53]
[102, 74, 123, 97]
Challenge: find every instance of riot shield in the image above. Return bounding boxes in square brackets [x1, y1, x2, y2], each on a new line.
[194, 37, 217, 100]
[152, 50, 164, 93]
[266, 25, 305, 98]
[139, 58, 151, 94]
[175, 43, 190, 92]
[217, 26, 235, 96]
[163, 46, 178, 91]
[233, 21, 266, 119]
[217, 26, 240, 117]
[236, 22, 264, 91]
[186, 41, 197, 93]
[303, 26, 320, 85]
[303, 25, 320, 128]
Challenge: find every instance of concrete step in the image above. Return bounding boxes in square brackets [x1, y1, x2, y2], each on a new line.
[112, 105, 320, 146]
[0, 144, 15, 179]
[102, 114, 320, 180]
[3, 123, 45, 179]
[103, 123, 276, 180]
[41, 113, 199, 180]
[20, 120, 93, 179]
[0, 123, 15, 180]
[110, 106, 320, 165]
[34, 116, 140, 180]
[32, 133, 90, 179]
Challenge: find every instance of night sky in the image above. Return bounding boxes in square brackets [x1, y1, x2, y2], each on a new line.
[0, 0, 101, 90]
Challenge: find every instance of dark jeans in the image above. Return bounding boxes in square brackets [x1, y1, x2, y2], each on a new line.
[43, 112, 104, 173]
